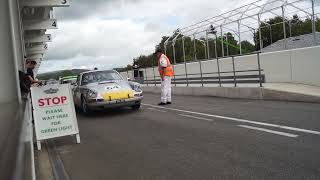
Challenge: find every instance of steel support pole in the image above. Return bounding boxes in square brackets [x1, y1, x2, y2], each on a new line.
[269, 25, 273, 44]
[217, 58, 221, 87]
[226, 35, 229, 56]
[282, 6, 287, 49]
[172, 44, 176, 86]
[311, 0, 316, 45]
[206, 31, 210, 59]
[215, 34, 218, 58]
[257, 52, 263, 87]
[182, 37, 189, 86]
[215, 33, 221, 86]
[199, 60, 204, 87]
[238, 21, 242, 54]
[204, 44, 207, 59]
[152, 58, 156, 86]
[193, 35, 197, 60]
[145, 68, 148, 86]
[164, 44, 167, 55]
[220, 26, 224, 57]
[258, 15, 263, 50]
[194, 36, 203, 86]
[232, 56, 237, 87]
[289, 20, 292, 37]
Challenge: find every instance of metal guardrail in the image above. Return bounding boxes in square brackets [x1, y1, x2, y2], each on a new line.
[132, 52, 264, 87]
[0, 97, 35, 180]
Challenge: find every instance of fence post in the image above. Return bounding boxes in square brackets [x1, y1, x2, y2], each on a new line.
[232, 56, 237, 87]
[126, 70, 129, 79]
[199, 60, 204, 87]
[206, 30, 210, 59]
[172, 44, 177, 86]
[217, 58, 221, 87]
[311, 0, 316, 45]
[258, 15, 263, 50]
[281, 6, 287, 49]
[257, 52, 263, 87]
[182, 37, 189, 86]
[238, 20, 242, 55]
[137, 67, 140, 83]
[145, 67, 148, 86]
[220, 25, 224, 57]
[152, 62, 156, 87]
[193, 34, 197, 60]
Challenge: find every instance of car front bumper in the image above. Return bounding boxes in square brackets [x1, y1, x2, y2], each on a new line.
[87, 96, 143, 109]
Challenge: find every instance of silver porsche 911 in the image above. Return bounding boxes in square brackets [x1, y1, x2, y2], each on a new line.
[73, 70, 143, 113]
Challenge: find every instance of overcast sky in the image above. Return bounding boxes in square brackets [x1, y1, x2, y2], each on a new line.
[39, 0, 256, 73]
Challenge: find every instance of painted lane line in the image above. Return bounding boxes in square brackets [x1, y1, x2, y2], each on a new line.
[238, 125, 298, 138]
[179, 114, 214, 122]
[142, 103, 320, 135]
[147, 107, 167, 113]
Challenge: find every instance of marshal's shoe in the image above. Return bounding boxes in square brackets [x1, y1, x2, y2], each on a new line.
[158, 102, 167, 106]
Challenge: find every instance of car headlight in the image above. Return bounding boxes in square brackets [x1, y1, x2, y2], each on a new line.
[134, 84, 142, 92]
[87, 89, 98, 98]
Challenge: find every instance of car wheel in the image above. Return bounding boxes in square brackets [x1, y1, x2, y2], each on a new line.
[81, 96, 90, 114]
[131, 103, 141, 110]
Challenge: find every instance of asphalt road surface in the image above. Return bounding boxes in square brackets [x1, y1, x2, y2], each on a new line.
[52, 93, 320, 180]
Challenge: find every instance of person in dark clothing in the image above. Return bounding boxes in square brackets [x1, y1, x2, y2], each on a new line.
[25, 59, 39, 86]
[19, 71, 31, 92]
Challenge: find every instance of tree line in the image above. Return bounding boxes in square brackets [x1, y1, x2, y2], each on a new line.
[117, 15, 319, 71]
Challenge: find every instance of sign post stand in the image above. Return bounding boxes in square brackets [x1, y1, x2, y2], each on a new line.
[31, 84, 80, 150]
[76, 134, 81, 144]
[37, 141, 41, 151]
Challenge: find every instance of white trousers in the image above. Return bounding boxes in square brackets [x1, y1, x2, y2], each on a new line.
[161, 76, 172, 103]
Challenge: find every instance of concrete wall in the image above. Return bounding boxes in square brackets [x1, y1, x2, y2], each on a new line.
[290, 47, 320, 86]
[260, 46, 320, 86]
[122, 46, 320, 87]
[260, 50, 292, 83]
[143, 86, 320, 103]
[0, 0, 21, 103]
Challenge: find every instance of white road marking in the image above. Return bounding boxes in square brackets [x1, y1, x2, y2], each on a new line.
[142, 103, 320, 135]
[147, 107, 167, 113]
[238, 125, 298, 138]
[179, 114, 214, 122]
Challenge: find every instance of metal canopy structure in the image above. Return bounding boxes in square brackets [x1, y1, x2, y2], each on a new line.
[20, 0, 70, 75]
[0, 1, 71, 179]
[164, 0, 319, 59]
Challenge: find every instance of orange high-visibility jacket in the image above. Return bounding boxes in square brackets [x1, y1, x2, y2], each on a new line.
[158, 54, 174, 77]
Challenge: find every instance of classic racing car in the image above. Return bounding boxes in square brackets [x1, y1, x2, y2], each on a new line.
[73, 70, 143, 113]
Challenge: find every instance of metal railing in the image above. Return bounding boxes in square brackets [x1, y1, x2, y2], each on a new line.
[0, 97, 36, 180]
[131, 52, 264, 87]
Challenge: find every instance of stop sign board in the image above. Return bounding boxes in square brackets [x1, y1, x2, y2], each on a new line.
[31, 84, 80, 143]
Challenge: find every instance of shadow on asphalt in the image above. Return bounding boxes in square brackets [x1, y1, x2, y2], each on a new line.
[75, 107, 141, 119]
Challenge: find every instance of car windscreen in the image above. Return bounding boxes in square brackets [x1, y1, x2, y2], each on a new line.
[63, 79, 76, 84]
[81, 71, 122, 85]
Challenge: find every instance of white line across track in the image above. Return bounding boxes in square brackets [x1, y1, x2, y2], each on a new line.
[238, 125, 299, 138]
[146, 107, 167, 113]
[142, 104, 320, 135]
[179, 114, 214, 122]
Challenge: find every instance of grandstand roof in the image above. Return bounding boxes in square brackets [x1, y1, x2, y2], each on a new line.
[262, 32, 320, 52]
